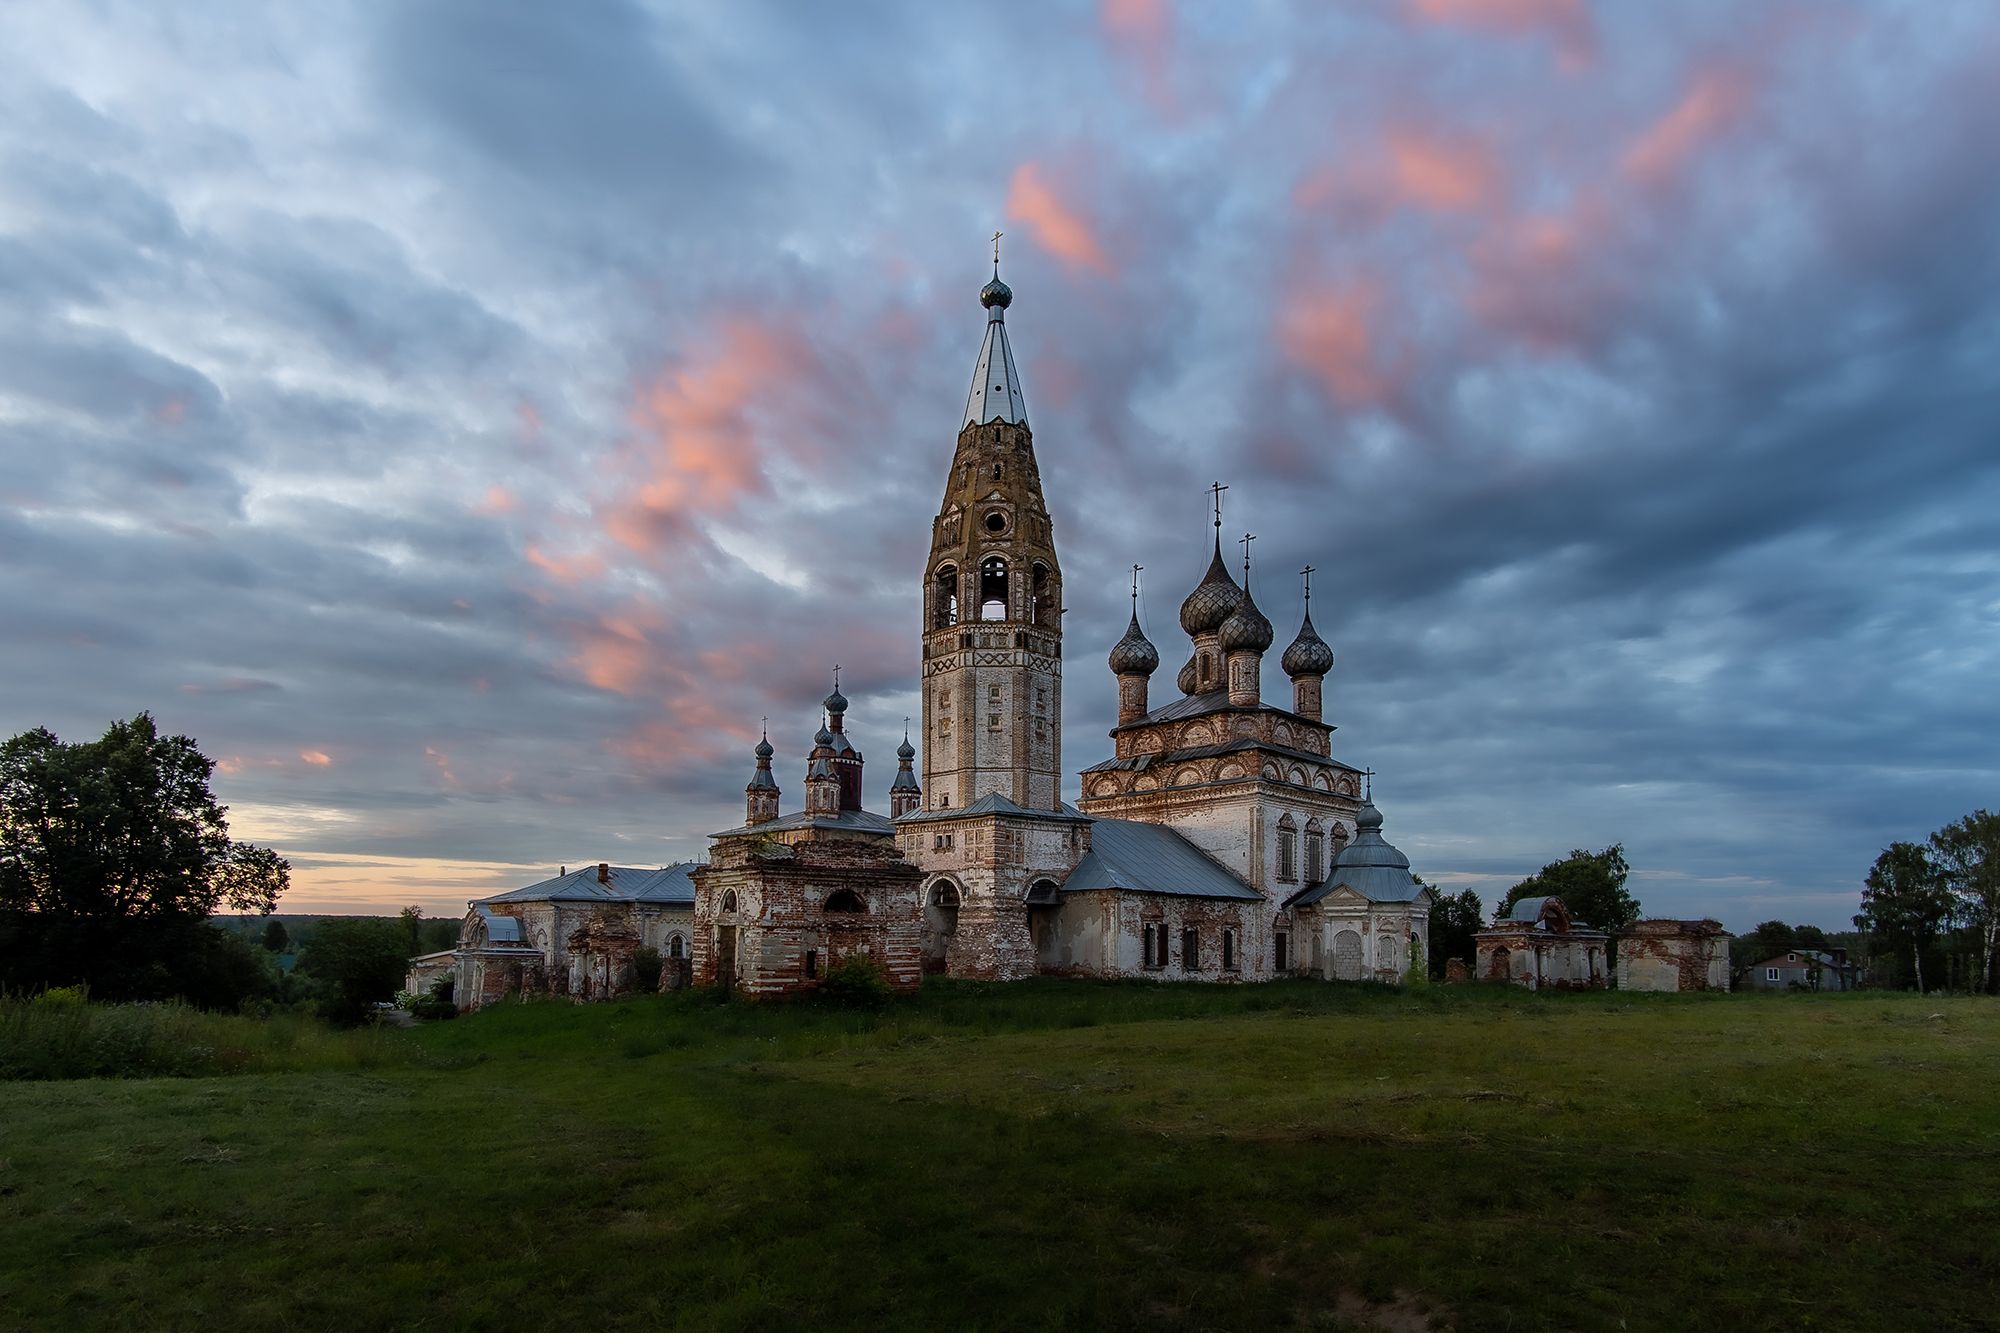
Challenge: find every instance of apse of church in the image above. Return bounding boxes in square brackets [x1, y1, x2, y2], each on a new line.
[920, 267, 1064, 813]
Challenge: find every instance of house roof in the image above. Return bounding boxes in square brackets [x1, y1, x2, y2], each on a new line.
[477, 863, 698, 908]
[1284, 800, 1429, 907]
[1748, 950, 1856, 970]
[1060, 818, 1262, 901]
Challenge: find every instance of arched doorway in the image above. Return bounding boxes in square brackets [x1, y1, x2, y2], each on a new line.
[921, 879, 961, 974]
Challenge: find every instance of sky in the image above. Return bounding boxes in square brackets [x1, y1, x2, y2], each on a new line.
[3, 1, 1996, 927]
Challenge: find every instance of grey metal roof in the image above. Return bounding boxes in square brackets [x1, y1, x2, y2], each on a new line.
[472, 905, 525, 941]
[478, 864, 697, 908]
[1285, 802, 1429, 907]
[894, 792, 1090, 824]
[962, 284, 1028, 428]
[710, 808, 898, 838]
[1061, 818, 1262, 901]
[1505, 895, 1560, 924]
[1080, 736, 1362, 778]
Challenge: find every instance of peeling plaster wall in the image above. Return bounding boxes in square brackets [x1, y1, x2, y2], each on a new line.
[1618, 921, 1731, 992]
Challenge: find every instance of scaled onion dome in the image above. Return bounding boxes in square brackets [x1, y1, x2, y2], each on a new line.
[1176, 656, 1198, 695]
[1281, 609, 1334, 677]
[1107, 612, 1160, 676]
[980, 275, 1013, 310]
[1217, 585, 1274, 653]
[754, 735, 775, 761]
[813, 723, 834, 751]
[823, 685, 848, 716]
[896, 735, 916, 761]
[1179, 542, 1242, 636]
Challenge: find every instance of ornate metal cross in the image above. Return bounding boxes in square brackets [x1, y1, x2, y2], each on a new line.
[1209, 481, 1228, 531]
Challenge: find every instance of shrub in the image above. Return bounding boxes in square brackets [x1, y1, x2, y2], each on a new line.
[630, 946, 663, 995]
[34, 985, 89, 1010]
[819, 952, 894, 1007]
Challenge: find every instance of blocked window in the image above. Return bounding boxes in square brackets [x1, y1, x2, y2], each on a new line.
[988, 713, 1002, 731]
[1142, 923, 1162, 970]
[1275, 932, 1289, 972]
[1305, 821, 1325, 883]
[1222, 929, 1236, 971]
[1276, 814, 1298, 883]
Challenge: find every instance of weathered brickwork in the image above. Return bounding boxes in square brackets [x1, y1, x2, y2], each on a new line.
[1476, 899, 1609, 990]
[452, 891, 695, 1011]
[1617, 919, 1730, 992]
[692, 827, 924, 998]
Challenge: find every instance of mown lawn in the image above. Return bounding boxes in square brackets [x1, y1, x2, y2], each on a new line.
[1, 982, 1995, 1331]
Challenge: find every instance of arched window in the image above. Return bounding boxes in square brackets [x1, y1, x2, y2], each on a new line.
[1031, 562, 1052, 626]
[1329, 822, 1350, 858]
[1221, 929, 1236, 971]
[824, 889, 866, 913]
[1305, 819, 1325, 883]
[933, 565, 959, 628]
[719, 890, 738, 914]
[666, 935, 687, 960]
[1276, 814, 1298, 883]
[979, 556, 1009, 621]
[929, 881, 961, 909]
[1181, 926, 1200, 970]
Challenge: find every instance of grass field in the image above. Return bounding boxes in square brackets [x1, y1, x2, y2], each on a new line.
[2, 982, 1996, 1331]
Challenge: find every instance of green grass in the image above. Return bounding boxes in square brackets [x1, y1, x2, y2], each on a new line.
[1, 982, 1996, 1331]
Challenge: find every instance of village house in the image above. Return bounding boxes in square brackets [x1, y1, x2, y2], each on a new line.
[1738, 947, 1865, 992]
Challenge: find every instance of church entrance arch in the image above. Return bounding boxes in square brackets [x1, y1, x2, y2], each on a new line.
[921, 877, 962, 974]
[1332, 929, 1363, 982]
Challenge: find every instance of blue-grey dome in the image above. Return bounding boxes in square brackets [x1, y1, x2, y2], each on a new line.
[980, 276, 1013, 310]
[1108, 613, 1160, 676]
[813, 724, 833, 749]
[753, 736, 774, 760]
[823, 686, 848, 716]
[896, 736, 916, 761]
[1281, 610, 1334, 677]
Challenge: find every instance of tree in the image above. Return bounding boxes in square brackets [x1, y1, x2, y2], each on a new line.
[0, 714, 290, 1001]
[262, 919, 290, 953]
[296, 919, 409, 1022]
[1499, 845, 1640, 932]
[1428, 888, 1484, 978]
[1929, 810, 2000, 993]
[1856, 841, 1951, 994]
[399, 905, 422, 957]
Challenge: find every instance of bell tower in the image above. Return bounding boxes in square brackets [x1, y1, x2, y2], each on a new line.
[920, 258, 1063, 812]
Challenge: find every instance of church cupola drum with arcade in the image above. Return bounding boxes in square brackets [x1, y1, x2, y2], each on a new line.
[920, 250, 1064, 812]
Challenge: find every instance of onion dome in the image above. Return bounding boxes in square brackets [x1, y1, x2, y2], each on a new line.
[823, 685, 848, 717]
[1176, 656, 1198, 695]
[813, 723, 834, 750]
[896, 735, 916, 761]
[1281, 609, 1334, 677]
[1217, 585, 1273, 653]
[753, 736, 775, 760]
[1179, 541, 1242, 636]
[980, 276, 1013, 310]
[1107, 612, 1160, 676]
[1356, 799, 1385, 833]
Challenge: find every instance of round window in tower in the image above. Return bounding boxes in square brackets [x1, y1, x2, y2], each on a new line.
[984, 511, 1008, 534]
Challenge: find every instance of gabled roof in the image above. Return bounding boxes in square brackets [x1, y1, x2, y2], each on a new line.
[895, 793, 1090, 824]
[477, 864, 697, 908]
[1061, 819, 1262, 901]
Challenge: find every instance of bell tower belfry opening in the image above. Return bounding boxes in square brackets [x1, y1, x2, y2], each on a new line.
[920, 257, 1064, 812]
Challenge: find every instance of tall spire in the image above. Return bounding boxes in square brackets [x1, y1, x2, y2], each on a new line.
[964, 248, 1027, 428]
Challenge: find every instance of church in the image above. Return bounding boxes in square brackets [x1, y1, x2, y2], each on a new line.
[451, 261, 1431, 1006]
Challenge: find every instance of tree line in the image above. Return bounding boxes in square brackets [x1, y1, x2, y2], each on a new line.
[1856, 811, 1999, 993]
[1, 715, 457, 1019]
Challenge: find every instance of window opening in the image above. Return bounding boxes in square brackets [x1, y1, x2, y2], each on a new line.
[1276, 814, 1298, 883]
[824, 889, 866, 913]
[984, 511, 1007, 533]
[804, 950, 817, 978]
[1274, 932, 1289, 971]
[1222, 930, 1236, 971]
[1182, 927, 1199, 970]
[933, 565, 959, 627]
[720, 890, 738, 913]
[980, 556, 1009, 620]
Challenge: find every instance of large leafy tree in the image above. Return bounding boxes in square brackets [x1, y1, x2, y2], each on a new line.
[0, 714, 289, 999]
[1427, 888, 1484, 977]
[1928, 811, 2000, 993]
[297, 919, 410, 1022]
[1855, 841, 1952, 994]
[1499, 844, 1641, 932]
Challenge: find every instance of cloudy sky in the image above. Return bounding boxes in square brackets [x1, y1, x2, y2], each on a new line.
[4, 1, 1996, 925]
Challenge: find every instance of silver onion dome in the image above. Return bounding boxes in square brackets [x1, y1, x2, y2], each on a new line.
[1176, 655, 1198, 695]
[1107, 612, 1160, 676]
[980, 276, 1013, 310]
[813, 724, 834, 749]
[753, 736, 775, 760]
[1179, 542, 1242, 636]
[896, 736, 916, 761]
[1281, 610, 1334, 677]
[823, 686, 848, 716]
[1217, 586, 1274, 653]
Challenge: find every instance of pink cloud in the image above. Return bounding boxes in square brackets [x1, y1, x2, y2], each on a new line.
[1296, 124, 1502, 221]
[1276, 276, 1396, 408]
[524, 541, 606, 586]
[1007, 162, 1115, 276]
[299, 750, 332, 767]
[1621, 66, 1752, 186]
[1100, 0, 1177, 112]
[476, 484, 519, 515]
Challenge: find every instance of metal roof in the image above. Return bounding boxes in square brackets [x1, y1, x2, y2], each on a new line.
[1285, 803, 1429, 907]
[962, 288, 1028, 428]
[710, 808, 897, 838]
[477, 864, 697, 908]
[1080, 736, 1363, 778]
[1506, 895, 1561, 923]
[895, 792, 1090, 824]
[1061, 819, 1262, 901]
[472, 905, 525, 941]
